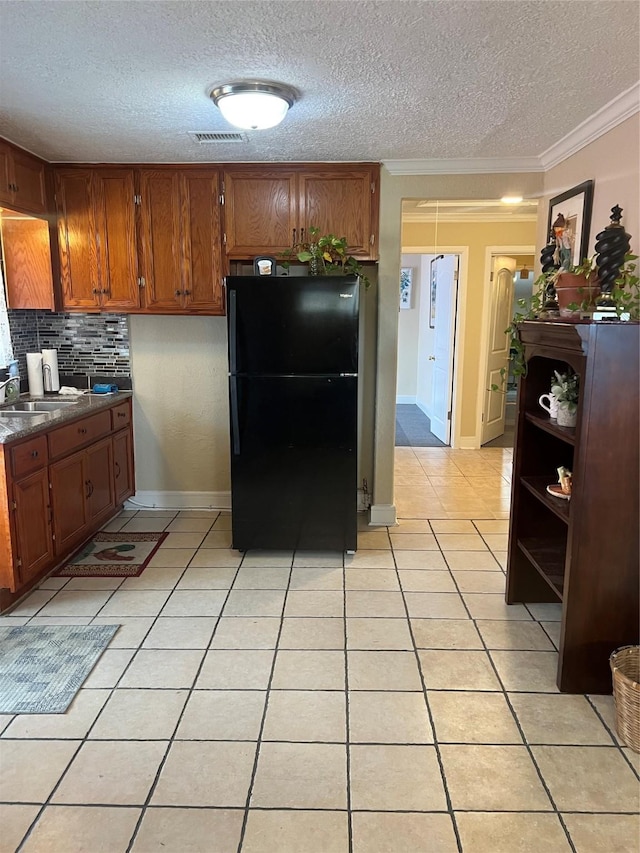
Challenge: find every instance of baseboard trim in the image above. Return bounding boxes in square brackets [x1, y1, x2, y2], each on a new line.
[127, 491, 231, 510]
[369, 504, 397, 526]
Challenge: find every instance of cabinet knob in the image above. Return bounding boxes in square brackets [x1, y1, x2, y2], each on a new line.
[31, 450, 39, 458]
[92, 288, 100, 295]
[175, 289, 182, 297]
[117, 412, 126, 418]
[184, 289, 191, 296]
[78, 427, 87, 434]
[102, 289, 110, 296]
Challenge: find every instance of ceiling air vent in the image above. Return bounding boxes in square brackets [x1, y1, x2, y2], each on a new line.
[188, 131, 248, 144]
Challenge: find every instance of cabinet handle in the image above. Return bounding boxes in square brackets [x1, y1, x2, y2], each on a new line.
[31, 450, 39, 458]
[115, 461, 121, 478]
[117, 412, 126, 418]
[175, 289, 182, 296]
[84, 479, 91, 498]
[300, 228, 304, 244]
[184, 289, 190, 296]
[102, 289, 110, 296]
[92, 288, 100, 295]
[78, 427, 87, 434]
[292, 228, 297, 246]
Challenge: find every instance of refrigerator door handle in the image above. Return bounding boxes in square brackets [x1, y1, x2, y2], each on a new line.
[228, 288, 238, 374]
[230, 376, 241, 456]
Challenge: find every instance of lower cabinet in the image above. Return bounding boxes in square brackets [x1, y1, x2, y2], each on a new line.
[0, 398, 135, 606]
[13, 468, 54, 585]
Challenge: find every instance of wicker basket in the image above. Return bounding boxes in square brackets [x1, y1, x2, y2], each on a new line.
[610, 645, 640, 754]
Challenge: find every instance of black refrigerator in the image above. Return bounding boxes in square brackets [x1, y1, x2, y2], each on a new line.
[226, 275, 359, 553]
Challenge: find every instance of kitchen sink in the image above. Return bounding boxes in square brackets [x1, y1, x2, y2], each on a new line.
[2, 401, 79, 412]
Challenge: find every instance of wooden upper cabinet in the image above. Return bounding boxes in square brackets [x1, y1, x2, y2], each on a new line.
[0, 140, 47, 215]
[298, 168, 378, 258]
[94, 169, 140, 311]
[222, 168, 298, 257]
[137, 170, 183, 312]
[55, 169, 102, 310]
[180, 170, 225, 314]
[222, 164, 379, 260]
[1, 215, 55, 310]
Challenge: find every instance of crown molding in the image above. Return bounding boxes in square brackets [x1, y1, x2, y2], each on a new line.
[402, 212, 538, 223]
[382, 157, 543, 175]
[539, 81, 640, 171]
[384, 82, 640, 176]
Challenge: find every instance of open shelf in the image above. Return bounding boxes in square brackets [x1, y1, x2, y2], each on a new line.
[524, 411, 575, 445]
[508, 322, 639, 694]
[517, 537, 565, 599]
[521, 476, 570, 524]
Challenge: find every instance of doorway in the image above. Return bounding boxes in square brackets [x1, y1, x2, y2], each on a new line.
[481, 249, 535, 448]
[396, 252, 460, 447]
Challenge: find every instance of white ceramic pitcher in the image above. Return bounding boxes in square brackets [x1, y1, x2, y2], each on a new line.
[538, 392, 559, 419]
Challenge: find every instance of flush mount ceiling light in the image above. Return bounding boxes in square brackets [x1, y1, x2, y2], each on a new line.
[210, 81, 296, 130]
[501, 196, 524, 204]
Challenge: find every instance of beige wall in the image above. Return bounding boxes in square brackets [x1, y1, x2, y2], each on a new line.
[401, 219, 537, 437]
[129, 315, 231, 498]
[396, 254, 423, 399]
[537, 115, 640, 264]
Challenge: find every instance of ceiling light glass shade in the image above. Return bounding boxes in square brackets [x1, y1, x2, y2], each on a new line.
[211, 82, 295, 130]
[501, 196, 523, 204]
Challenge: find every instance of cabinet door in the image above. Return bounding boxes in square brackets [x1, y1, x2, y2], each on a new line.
[138, 170, 183, 311]
[55, 169, 102, 310]
[223, 168, 297, 257]
[181, 170, 224, 314]
[13, 469, 54, 586]
[113, 428, 134, 505]
[1, 217, 55, 310]
[11, 148, 48, 215]
[0, 142, 13, 206]
[298, 168, 377, 258]
[50, 450, 88, 554]
[95, 169, 141, 311]
[86, 437, 115, 526]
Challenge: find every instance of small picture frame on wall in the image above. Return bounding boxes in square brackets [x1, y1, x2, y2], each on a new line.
[400, 267, 413, 309]
[429, 261, 437, 329]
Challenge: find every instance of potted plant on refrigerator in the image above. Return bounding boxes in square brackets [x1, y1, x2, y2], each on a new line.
[281, 226, 371, 288]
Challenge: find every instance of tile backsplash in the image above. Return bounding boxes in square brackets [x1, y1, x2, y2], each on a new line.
[8, 311, 131, 388]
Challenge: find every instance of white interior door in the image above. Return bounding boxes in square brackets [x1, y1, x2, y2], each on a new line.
[429, 255, 459, 444]
[482, 255, 516, 445]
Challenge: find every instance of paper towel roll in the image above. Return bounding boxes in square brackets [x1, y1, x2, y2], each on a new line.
[26, 352, 44, 397]
[42, 349, 60, 392]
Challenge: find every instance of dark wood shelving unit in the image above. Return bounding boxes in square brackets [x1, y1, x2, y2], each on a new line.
[507, 321, 639, 694]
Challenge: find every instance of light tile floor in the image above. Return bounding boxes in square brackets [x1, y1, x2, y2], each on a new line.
[1, 447, 638, 852]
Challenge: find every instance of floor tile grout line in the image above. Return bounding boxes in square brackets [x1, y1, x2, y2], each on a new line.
[584, 695, 640, 780]
[389, 536, 464, 853]
[466, 581, 579, 853]
[235, 553, 296, 853]
[14, 511, 223, 852]
[342, 548, 354, 853]
[123, 517, 243, 853]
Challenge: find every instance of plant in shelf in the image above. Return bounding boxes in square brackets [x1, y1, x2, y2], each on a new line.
[281, 226, 371, 288]
[550, 369, 579, 427]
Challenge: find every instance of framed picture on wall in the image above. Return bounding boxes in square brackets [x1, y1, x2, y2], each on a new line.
[400, 267, 413, 309]
[429, 261, 437, 328]
[547, 180, 594, 269]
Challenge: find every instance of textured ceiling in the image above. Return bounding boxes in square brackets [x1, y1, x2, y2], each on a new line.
[0, 0, 638, 164]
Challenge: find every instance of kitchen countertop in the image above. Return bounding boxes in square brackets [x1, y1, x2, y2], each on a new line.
[0, 392, 133, 444]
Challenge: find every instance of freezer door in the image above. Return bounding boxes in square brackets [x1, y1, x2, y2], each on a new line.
[229, 375, 357, 552]
[226, 276, 359, 375]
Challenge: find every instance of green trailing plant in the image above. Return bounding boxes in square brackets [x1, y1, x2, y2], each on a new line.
[551, 369, 579, 413]
[281, 226, 371, 288]
[608, 253, 640, 319]
[490, 272, 548, 391]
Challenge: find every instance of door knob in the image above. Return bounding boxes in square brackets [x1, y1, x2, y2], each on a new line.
[428, 356, 436, 361]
